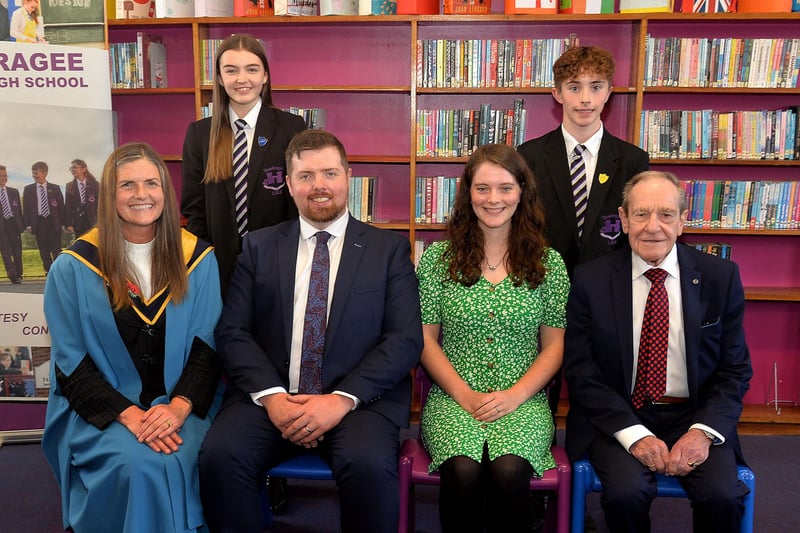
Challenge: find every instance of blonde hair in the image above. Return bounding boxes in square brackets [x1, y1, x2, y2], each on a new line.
[97, 142, 188, 310]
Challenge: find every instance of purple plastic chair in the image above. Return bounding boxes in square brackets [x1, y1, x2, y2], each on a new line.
[397, 368, 571, 533]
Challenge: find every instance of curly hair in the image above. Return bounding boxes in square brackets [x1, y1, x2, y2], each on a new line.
[552, 46, 615, 88]
[443, 144, 549, 289]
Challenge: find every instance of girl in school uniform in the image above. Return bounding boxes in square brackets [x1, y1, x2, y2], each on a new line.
[181, 32, 306, 296]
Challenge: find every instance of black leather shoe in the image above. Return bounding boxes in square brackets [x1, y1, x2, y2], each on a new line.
[267, 476, 288, 514]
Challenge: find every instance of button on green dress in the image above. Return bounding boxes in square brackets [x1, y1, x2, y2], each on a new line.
[417, 241, 569, 475]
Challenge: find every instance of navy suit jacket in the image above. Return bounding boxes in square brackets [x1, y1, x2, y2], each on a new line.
[181, 106, 306, 294]
[563, 244, 752, 463]
[517, 127, 649, 278]
[215, 216, 423, 428]
[1, 187, 25, 234]
[23, 182, 64, 233]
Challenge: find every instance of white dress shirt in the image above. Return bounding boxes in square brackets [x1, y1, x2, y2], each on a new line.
[615, 245, 724, 452]
[250, 211, 359, 408]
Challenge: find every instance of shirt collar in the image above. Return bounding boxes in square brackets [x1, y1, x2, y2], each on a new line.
[561, 123, 604, 159]
[631, 244, 679, 281]
[299, 210, 350, 242]
[229, 99, 262, 131]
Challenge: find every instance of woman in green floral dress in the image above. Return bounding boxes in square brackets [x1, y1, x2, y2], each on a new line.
[417, 144, 570, 533]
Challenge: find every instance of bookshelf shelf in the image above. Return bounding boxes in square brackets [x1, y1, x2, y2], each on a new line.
[745, 287, 800, 302]
[651, 159, 800, 166]
[106, 11, 800, 410]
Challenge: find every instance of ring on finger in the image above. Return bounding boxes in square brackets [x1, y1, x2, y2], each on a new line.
[166, 420, 172, 428]
[688, 461, 697, 468]
[305, 426, 313, 433]
[495, 407, 500, 413]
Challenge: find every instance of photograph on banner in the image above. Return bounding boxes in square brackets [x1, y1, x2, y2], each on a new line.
[0, 40, 113, 406]
[4, 0, 105, 47]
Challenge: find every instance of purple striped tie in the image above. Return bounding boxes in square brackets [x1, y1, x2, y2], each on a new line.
[298, 231, 331, 394]
[570, 144, 588, 238]
[233, 119, 249, 237]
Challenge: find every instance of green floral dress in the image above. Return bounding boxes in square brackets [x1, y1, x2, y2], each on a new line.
[417, 240, 569, 475]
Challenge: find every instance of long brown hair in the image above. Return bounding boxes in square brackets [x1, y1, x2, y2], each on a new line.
[97, 142, 188, 310]
[204, 33, 274, 184]
[444, 144, 549, 289]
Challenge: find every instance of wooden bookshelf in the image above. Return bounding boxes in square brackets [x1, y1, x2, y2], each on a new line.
[106, 11, 800, 420]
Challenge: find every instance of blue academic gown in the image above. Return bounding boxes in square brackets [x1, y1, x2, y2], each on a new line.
[42, 229, 223, 533]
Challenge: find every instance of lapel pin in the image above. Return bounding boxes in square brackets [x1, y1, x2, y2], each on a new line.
[258, 136, 268, 147]
[599, 173, 609, 184]
[692, 278, 699, 285]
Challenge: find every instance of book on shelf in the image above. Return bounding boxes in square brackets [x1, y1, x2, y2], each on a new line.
[689, 242, 733, 260]
[416, 36, 578, 89]
[234, 0, 275, 15]
[682, 179, 800, 230]
[417, 100, 526, 157]
[116, 0, 155, 18]
[284, 108, 327, 129]
[320, 0, 358, 14]
[414, 176, 460, 224]
[358, 0, 397, 13]
[194, 0, 235, 16]
[640, 107, 799, 161]
[148, 38, 168, 88]
[347, 177, 376, 223]
[275, 0, 320, 14]
[153, 0, 195, 17]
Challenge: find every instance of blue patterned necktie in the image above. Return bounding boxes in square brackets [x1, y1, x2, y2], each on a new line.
[39, 184, 50, 217]
[632, 268, 669, 409]
[298, 231, 331, 394]
[570, 144, 588, 238]
[233, 119, 249, 237]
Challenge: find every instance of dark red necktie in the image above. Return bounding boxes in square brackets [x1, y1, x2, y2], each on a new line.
[632, 268, 669, 409]
[298, 231, 331, 394]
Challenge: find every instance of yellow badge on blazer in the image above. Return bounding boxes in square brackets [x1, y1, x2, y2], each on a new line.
[599, 173, 609, 184]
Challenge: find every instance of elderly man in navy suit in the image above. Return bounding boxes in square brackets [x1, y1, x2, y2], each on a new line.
[0, 165, 25, 284]
[199, 129, 423, 533]
[564, 170, 752, 532]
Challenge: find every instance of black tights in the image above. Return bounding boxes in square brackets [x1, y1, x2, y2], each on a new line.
[438, 444, 534, 533]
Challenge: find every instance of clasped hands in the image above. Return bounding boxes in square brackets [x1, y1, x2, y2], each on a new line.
[118, 397, 192, 454]
[262, 393, 352, 449]
[630, 429, 712, 477]
[458, 388, 524, 423]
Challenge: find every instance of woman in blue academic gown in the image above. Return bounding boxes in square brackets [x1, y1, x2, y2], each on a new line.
[42, 142, 223, 533]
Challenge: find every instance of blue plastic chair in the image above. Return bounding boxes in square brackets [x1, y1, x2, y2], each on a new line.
[260, 454, 334, 528]
[570, 459, 755, 533]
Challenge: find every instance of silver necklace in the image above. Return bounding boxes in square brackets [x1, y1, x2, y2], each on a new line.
[487, 261, 499, 271]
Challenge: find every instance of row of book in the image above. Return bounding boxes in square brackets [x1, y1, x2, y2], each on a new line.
[285, 108, 327, 129]
[348, 176, 377, 223]
[643, 36, 800, 89]
[109, 33, 168, 89]
[689, 242, 732, 261]
[416, 35, 579, 89]
[415, 176, 461, 224]
[682, 180, 800, 230]
[416, 100, 527, 157]
[196, 102, 326, 130]
[639, 108, 800, 161]
[117, 0, 397, 18]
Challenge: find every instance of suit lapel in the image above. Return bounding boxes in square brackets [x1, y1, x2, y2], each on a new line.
[584, 131, 621, 234]
[247, 106, 280, 197]
[677, 245, 702, 396]
[544, 129, 580, 236]
[279, 221, 301, 356]
[325, 217, 367, 350]
[611, 251, 636, 391]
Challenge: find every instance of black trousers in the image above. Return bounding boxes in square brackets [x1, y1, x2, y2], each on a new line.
[588, 403, 749, 533]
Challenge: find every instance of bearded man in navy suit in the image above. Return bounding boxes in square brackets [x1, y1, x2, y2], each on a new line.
[564, 170, 752, 532]
[199, 130, 423, 533]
